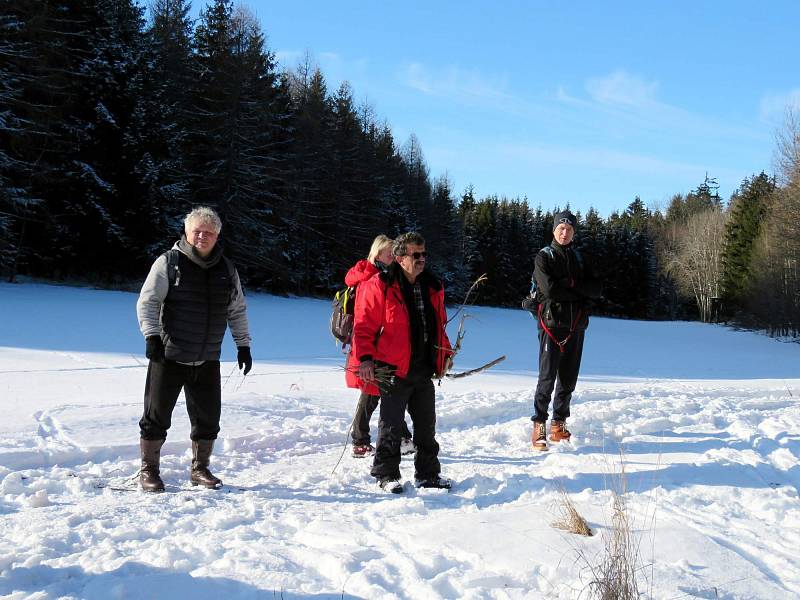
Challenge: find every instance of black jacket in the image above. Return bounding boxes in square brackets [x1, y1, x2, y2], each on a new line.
[533, 241, 602, 331]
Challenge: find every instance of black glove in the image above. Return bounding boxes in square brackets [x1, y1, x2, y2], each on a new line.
[237, 346, 252, 375]
[521, 295, 538, 312]
[145, 336, 164, 362]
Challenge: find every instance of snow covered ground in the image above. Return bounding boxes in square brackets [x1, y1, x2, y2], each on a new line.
[1, 282, 799, 599]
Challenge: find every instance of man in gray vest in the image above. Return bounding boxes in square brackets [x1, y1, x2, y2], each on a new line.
[136, 206, 252, 492]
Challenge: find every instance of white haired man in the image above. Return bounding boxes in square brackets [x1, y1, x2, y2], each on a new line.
[136, 206, 252, 492]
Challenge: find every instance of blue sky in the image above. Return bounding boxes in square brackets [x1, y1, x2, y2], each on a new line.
[194, 1, 800, 216]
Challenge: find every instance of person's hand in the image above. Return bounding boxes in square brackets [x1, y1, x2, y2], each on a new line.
[237, 346, 252, 375]
[145, 336, 165, 362]
[359, 359, 375, 382]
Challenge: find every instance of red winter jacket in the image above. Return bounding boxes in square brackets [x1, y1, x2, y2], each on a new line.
[351, 268, 452, 395]
[345, 259, 378, 288]
[344, 260, 380, 389]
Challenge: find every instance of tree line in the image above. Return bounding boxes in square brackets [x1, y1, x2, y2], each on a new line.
[1, 0, 798, 337]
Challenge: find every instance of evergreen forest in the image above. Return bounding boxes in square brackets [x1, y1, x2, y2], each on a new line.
[2, 0, 799, 337]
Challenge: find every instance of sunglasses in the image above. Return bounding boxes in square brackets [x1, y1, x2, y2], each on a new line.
[405, 251, 427, 259]
[557, 218, 574, 225]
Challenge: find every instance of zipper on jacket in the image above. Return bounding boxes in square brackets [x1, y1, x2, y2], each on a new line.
[398, 285, 412, 376]
[566, 248, 574, 327]
[198, 268, 212, 362]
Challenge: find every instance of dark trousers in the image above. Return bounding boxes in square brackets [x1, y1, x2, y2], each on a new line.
[532, 328, 585, 422]
[139, 359, 221, 441]
[371, 364, 440, 481]
[351, 392, 412, 445]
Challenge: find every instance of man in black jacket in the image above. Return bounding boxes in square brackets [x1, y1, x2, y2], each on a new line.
[136, 206, 252, 491]
[531, 211, 602, 451]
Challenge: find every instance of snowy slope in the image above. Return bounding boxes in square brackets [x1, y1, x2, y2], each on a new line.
[0, 282, 798, 599]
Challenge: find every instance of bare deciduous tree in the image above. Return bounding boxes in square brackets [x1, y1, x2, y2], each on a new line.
[668, 208, 728, 322]
[774, 107, 800, 186]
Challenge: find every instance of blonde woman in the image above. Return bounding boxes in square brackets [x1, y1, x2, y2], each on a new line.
[344, 235, 414, 457]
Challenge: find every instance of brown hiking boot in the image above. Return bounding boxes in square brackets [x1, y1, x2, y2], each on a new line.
[190, 440, 222, 489]
[532, 421, 548, 451]
[550, 420, 572, 442]
[140, 438, 165, 492]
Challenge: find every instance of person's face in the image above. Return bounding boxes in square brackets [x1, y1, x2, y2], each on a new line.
[376, 246, 393, 265]
[397, 243, 426, 281]
[186, 219, 219, 258]
[553, 223, 575, 245]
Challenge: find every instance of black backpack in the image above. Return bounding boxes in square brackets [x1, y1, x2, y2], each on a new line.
[521, 272, 539, 313]
[330, 286, 356, 345]
[521, 245, 584, 313]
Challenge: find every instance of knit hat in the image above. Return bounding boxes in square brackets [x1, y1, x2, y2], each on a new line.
[553, 210, 577, 231]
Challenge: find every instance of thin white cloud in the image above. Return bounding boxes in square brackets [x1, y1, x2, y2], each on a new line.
[555, 85, 579, 104]
[403, 63, 511, 104]
[274, 50, 304, 68]
[759, 89, 800, 121]
[553, 72, 764, 144]
[495, 142, 740, 182]
[319, 51, 342, 63]
[585, 70, 659, 107]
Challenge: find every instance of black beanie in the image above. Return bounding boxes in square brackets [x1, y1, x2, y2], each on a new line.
[553, 210, 577, 230]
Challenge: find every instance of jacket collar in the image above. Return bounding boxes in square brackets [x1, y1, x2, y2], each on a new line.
[175, 235, 223, 269]
[380, 262, 443, 291]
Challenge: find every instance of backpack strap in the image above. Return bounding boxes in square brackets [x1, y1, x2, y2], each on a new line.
[163, 250, 237, 291]
[572, 247, 584, 270]
[164, 249, 181, 287]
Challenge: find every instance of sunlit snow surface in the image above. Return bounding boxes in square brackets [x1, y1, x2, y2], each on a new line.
[1, 283, 798, 599]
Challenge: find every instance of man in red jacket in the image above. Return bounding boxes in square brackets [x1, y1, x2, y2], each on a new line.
[343, 234, 414, 457]
[353, 232, 453, 493]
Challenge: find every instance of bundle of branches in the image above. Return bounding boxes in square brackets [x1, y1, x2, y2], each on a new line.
[344, 363, 396, 390]
[438, 275, 506, 381]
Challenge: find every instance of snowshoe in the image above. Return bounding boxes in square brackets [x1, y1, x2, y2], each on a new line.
[400, 437, 416, 456]
[352, 444, 375, 458]
[414, 475, 452, 490]
[378, 477, 404, 494]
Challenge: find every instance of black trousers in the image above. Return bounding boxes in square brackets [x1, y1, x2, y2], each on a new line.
[139, 359, 221, 441]
[371, 363, 440, 481]
[351, 392, 412, 445]
[532, 328, 585, 423]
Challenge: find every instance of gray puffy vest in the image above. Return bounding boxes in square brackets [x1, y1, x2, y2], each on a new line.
[162, 250, 234, 363]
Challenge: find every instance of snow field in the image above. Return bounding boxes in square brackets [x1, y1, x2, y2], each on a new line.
[0, 283, 799, 598]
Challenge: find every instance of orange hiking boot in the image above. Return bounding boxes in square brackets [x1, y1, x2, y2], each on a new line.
[549, 420, 572, 442]
[532, 421, 548, 451]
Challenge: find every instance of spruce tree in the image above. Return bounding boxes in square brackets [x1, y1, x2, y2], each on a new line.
[721, 172, 775, 315]
[138, 0, 196, 255]
[187, 2, 293, 287]
[285, 63, 335, 293]
[400, 133, 433, 232]
[0, 1, 47, 276]
[428, 175, 466, 295]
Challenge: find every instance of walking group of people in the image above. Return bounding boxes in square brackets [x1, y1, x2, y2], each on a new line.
[134, 206, 601, 494]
